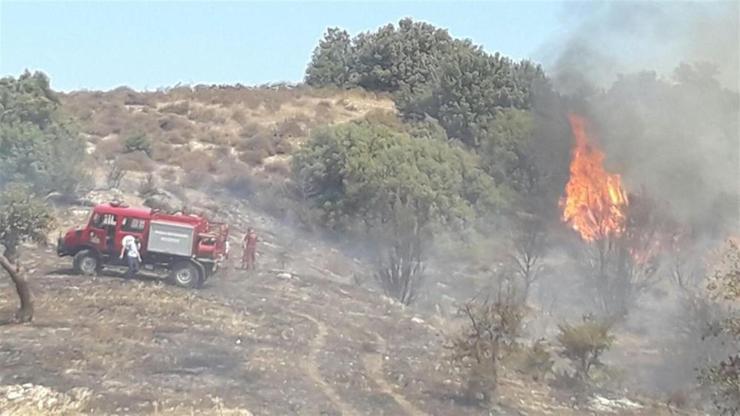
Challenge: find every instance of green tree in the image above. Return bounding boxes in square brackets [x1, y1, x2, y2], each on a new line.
[400, 46, 546, 147]
[0, 71, 87, 196]
[293, 120, 499, 303]
[352, 19, 455, 94]
[305, 28, 355, 87]
[0, 184, 54, 322]
[478, 109, 539, 194]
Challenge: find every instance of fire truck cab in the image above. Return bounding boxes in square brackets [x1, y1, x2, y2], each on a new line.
[57, 201, 229, 288]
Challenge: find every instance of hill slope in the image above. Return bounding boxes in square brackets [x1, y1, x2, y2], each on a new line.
[1, 246, 680, 416]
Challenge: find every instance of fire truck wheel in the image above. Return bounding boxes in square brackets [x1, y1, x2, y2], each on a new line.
[169, 262, 201, 288]
[73, 250, 99, 276]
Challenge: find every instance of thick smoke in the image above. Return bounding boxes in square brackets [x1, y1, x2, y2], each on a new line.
[542, 1, 740, 234]
[529, 2, 740, 395]
[545, 2, 739, 92]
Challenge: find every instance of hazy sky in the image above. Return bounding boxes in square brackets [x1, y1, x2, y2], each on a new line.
[0, 1, 569, 91]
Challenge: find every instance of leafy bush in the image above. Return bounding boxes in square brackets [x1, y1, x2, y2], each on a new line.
[556, 315, 615, 383]
[124, 134, 152, 156]
[0, 184, 55, 258]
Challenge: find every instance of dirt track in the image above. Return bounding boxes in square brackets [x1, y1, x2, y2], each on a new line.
[0, 246, 459, 415]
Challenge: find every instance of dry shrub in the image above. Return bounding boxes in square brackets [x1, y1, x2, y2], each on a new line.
[138, 173, 157, 197]
[239, 149, 268, 166]
[123, 133, 152, 156]
[338, 98, 358, 111]
[274, 137, 293, 154]
[176, 150, 215, 173]
[123, 91, 149, 106]
[88, 106, 126, 136]
[115, 151, 154, 172]
[239, 122, 264, 138]
[160, 101, 190, 116]
[150, 142, 175, 162]
[231, 108, 248, 124]
[275, 117, 307, 139]
[511, 339, 554, 381]
[222, 172, 254, 196]
[239, 133, 275, 155]
[213, 146, 233, 160]
[94, 137, 124, 161]
[167, 86, 194, 101]
[556, 315, 615, 384]
[160, 167, 178, 182]
[114, 112, 161, 140]
[183, 171, 214, 188]
[314, 101, 334, 123]
[264, 159, 291, 176]
[158, 114, 189, 132]
[449, 294, 525, 403]
[163, 131, 189, 145]
[364, 109, 405, 130]
[201, 130, 233, 146]
[187, 105, 220, 123]
[242, 94, 262, 110]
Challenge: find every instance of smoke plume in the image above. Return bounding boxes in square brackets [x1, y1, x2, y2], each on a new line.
[542, 1, 740, 234]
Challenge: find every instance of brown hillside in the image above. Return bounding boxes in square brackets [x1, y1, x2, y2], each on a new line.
[61, 85, 394, 184]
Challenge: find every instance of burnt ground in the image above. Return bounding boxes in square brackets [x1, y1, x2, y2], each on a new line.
[0, 244, 695, 416]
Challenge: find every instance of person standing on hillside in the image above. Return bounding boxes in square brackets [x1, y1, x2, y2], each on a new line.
[120, 234, 142, 279]
[241, 228, 258, 270]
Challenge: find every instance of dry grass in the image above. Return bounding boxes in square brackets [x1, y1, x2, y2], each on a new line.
[60, 85, 395, 184]
[115, 151, 154, 172]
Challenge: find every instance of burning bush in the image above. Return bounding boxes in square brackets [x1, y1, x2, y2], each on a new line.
[560, 113, 670, 318]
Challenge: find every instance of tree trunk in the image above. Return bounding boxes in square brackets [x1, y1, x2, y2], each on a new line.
[0, 254, 33, 323]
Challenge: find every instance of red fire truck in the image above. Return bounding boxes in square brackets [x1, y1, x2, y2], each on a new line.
[57, 201, 229, 288]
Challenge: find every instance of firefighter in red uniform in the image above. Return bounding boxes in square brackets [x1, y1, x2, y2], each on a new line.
[241, 228, 258, 270]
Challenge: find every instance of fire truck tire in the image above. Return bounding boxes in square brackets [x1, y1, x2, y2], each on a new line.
[73, 250, 99, 276]
[169, 261, 201, 288]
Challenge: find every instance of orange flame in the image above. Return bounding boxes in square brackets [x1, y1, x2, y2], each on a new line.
[560, 114, 628, 242]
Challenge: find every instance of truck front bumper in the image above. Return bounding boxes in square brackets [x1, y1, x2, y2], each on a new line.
[57, 237, 70, 257]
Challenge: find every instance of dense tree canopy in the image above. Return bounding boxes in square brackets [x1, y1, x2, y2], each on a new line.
[0, 71, 86, 195]
[305, 19, 547, 148]
[292, 120, 500, 232]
